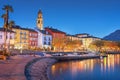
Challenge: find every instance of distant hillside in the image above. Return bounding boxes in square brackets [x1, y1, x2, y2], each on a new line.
[103, 30, 120, 41]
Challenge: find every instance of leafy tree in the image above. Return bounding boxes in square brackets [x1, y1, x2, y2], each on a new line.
[52, 38, 66, 51]
[104, 41, 117, 51]
[91, 40, 104, 52]
[65, 39, 82, 52]
[116, 41, 120, 51]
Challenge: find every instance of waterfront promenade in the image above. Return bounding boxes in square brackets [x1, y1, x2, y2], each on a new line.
[0, 54, 106, 80]
[25, 55, 106, 80]
[0, 55, 35, 80]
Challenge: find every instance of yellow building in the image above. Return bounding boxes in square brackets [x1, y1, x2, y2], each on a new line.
[12, 26, 29, 50]
[76, 33, 101, 50]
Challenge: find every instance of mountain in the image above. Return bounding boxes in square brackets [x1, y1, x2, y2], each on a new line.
[103, 30, 120, 41]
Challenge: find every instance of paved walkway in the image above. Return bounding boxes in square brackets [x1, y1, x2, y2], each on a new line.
[0, 55, 35, 80]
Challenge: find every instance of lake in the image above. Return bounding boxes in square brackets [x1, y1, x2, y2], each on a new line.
[49, 54, 120, 80]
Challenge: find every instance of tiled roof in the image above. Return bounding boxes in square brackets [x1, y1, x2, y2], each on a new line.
[80, 36, 101, 39]
[76, 33, 89, 35]
[0, 28, 15, 33]
[27, 28, 38, 33]
[45, 27, 66, 34]
[12, 25, 21, 29]
[12, 25, 37, 32]
[66, 34, 77, 37]
[37, 29, 51, 35]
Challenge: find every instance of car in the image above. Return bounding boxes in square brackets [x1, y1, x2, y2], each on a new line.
[52, 53, 64, 56]
[35, 52, 45, 56]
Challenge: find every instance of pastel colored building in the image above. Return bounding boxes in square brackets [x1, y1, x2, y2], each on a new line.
[0, 28, 15, 50]
[12, 26, 29, 49]
[37, 29, 52, 49]
[28, 29, 38, 49]
[45, 27, 66, 39]
[45, 27, 66, 51]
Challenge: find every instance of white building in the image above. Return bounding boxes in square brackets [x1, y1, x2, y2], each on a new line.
[37, 29, 52, 49]
[0, 28, 15, 50]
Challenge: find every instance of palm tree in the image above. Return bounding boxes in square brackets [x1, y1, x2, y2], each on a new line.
[2, 5, 13, 27]
[1, 5, 13, 52]
[1, 14, 7, 27]
[8, 20, 15, 49]
[9, 20, 15, 30]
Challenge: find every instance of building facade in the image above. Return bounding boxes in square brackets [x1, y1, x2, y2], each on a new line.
[45, 27, 66, 51]
[12, 26, 29, 49]
[45, 27, 66, 39]
[0, 28, 15, 50]
[66, 34, 79, 41]
[37, 30, 52, 50]
[28, 29, 38, 49]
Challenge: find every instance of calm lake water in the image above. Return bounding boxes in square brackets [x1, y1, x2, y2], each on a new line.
[49, 54, 120, 80]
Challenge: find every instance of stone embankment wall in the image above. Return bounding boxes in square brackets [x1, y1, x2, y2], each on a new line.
[25, 58, 57, 80]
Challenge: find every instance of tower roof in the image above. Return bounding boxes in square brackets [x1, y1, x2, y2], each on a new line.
[38, 9, 42, 14]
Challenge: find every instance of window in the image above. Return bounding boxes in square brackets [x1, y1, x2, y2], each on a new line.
[30, 33, 31, 36]
[44, 37, 46, 40]
[46, 31, 48, 34]
[0, 35, 2, 39]
[38, 20, 40, 23]
[24, 32, 26, 35]
[48, 42, 51, 45]
[20, 31, 22, 34]
[10, 36, 12, 39]
[6, 35, 8, 39]
[44, 42, 46, 45]
[49, 37, 51, 41]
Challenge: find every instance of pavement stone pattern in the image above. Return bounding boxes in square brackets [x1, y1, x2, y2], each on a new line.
[0, 55, 35, 80]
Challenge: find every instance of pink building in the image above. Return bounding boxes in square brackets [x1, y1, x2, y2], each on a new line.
[0, 28, 15, 50]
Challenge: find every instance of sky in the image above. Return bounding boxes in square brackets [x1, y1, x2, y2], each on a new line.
[0, 0, 120, 38]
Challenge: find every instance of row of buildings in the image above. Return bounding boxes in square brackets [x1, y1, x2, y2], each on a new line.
[0, 10, 101, 51]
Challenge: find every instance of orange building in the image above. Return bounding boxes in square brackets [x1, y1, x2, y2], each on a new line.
[45, 27, 66, 51]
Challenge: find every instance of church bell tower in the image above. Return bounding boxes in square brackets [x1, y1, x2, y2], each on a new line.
[37, 10, 43, 30]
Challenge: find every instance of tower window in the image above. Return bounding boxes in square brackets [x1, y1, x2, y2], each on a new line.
[38, 20, 40, 23]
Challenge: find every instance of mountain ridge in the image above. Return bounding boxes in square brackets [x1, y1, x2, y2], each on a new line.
[103, 30, 120, 41]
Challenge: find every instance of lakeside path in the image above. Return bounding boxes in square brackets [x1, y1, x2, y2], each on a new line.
[26, 55, 107, 80]
[0, 55, 35, 80]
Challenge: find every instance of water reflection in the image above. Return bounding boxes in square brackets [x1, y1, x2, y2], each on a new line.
[49, 54, 120, 80]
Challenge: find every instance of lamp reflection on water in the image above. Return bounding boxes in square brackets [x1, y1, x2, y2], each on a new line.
[50, 54, 120, 80]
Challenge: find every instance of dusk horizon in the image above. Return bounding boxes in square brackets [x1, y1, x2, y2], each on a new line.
[1, 1, 120, 80]
[0, 0, 120, 38]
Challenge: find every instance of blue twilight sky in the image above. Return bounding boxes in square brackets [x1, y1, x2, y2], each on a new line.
[0, 0, 120, 38]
